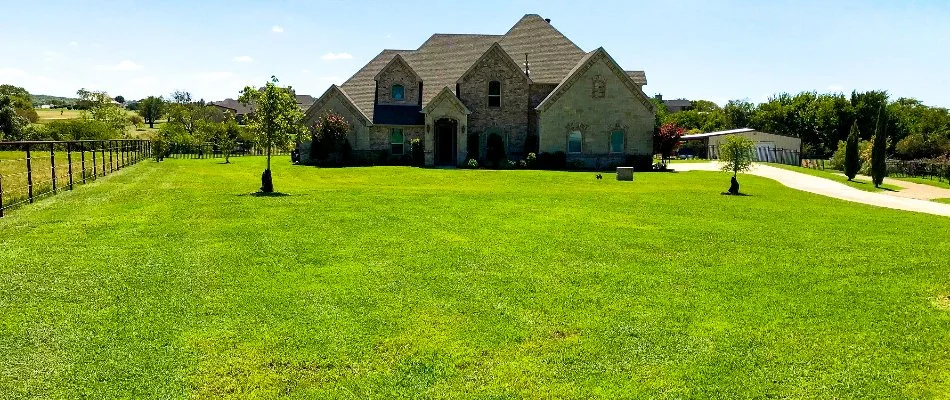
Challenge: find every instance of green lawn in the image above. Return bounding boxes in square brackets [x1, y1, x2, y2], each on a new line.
[893, 176, 950, 190]
[767, 163, 903, 192]
[2, 158, 950, 398]
[933, 198, 950, 204]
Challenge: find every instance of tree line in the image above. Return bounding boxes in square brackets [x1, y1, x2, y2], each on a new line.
[653, 91, 950, 160]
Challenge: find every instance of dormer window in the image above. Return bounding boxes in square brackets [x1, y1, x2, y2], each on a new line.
[391, 84, 405, 101]
[488, 81, 501, 107]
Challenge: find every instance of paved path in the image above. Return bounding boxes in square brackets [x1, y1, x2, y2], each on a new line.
[670, 162, 950, 217]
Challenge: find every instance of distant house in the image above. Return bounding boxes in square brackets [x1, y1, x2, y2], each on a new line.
[681, 128, 801, 165]
[654, 94, 692, 113]
[212, 93, 314, 124]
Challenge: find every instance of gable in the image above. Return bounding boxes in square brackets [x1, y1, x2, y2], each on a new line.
[423, 86, 471, 116]
[537, 48, 654, 113]
[457, 42, 530, 85]
[305, 85, 370, 127]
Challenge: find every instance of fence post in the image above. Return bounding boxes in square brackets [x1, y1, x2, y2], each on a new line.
[109, 140, 114, 173]
[0, 174, 4, 217]
[50, 143, 57, 194]
[26, 144, 34, 203]
[67, 142, 74, 190]
[81, 143, 87, 184]
[101, 141, 106, 176]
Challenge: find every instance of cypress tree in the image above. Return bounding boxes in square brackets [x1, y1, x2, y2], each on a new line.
[870, 106, 888, 188]
[843, 121, 860, 181]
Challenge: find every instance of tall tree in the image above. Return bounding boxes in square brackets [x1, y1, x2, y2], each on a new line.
[844, 121, 860, 181]
[0, 94, 29, 140]
[870, 106, 889, 187]
[238, 76, 305, 193]
[654, 122, 684, 164]
[723, 100, 754, 129]
[138, 96, 166, 129]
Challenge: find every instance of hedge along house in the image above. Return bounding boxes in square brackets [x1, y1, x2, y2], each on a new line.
[300, 14, 656, 167]
[681, 128, 802, 165]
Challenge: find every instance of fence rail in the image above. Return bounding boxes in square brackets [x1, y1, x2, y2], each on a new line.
[887, 159, 950, 183]
[166, 142, 291, 159]
[0, 139, 151, 217]
[706, 145, 801, 166]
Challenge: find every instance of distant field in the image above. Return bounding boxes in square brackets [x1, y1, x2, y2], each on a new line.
[0, 149, 137, 209]
[30, 108, 159, 138]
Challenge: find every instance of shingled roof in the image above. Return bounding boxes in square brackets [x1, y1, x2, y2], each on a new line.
[335, 14, 644, 122]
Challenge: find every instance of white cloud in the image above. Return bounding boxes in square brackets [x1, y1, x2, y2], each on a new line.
[272, 25, 284, 33]
[97, 60, 144, 71]
[321, 52, 352, 61]
[233, 55, 254, 63]
[193, 71, 237, 80]
[0, 67, 27, 77]
[68, 41, 79, 47]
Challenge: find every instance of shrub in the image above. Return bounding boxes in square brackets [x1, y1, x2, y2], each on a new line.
[523, 134, 539, 154]
[623, 154, 653, 171]
[486, 133, 505, 168]
[128, 114, 144, 126]
[537, 151, 566, 170]
[566, 159, 586, 170]
[518, 159, 527, 169]
[465, 158, 479, 169]
[525, 152, 537, 168]
[410, 138, 424, 166]
[309, 113, 350, 166]
[504, 159, 517, 169]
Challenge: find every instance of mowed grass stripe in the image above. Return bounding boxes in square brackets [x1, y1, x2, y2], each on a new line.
[1, 157, 950, 398]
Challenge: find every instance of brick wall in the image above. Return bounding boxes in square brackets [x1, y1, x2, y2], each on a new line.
[458, 47, 530, 159]
[376, 59, 420, 106]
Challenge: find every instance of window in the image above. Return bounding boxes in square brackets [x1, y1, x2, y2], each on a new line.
[568, 131, 582, 153]
[391, 84, 405, 101]
[391, 128, 404, 155]
[488, 81, 501, 107]
[610, 130, 624, 153]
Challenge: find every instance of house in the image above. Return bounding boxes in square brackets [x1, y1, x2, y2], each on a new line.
[681, 128, 802, 165]
[654, 94, 692, 113]
[212, 93, 315, 124]
[301, 14, 656, 167]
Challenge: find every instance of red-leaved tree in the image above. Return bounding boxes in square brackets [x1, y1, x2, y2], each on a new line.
[654, 122, 685, 164]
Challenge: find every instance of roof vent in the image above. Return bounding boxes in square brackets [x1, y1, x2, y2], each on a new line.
[544, 18, 551, 23]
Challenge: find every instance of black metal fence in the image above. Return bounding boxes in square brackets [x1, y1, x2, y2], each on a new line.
[166, 142, 291, 159]
[887, 159, 950, 183]
[0, 140, 151, 217]
[707, 145, 801, 166]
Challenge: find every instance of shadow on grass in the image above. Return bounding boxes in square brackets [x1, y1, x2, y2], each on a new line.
[238, 192, 291, 197]
[720, 192, 752, 196]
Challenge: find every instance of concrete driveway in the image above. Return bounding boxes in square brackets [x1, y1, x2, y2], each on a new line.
[670, 162, 950, 217]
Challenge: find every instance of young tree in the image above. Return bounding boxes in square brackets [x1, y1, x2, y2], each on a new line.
[238, 76, 305, 193]
[844, 121, 860, 180]
[719, 135, 756, 194]
[654, 122, 685, 164]
[870, 106, 889, 187]
[77, 88, 129, 137]
[138, 96, 166, 129]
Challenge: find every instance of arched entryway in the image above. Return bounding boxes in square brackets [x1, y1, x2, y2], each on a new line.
[434, 118, 458, 166]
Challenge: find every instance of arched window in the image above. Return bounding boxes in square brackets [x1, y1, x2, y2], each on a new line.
[390, 128, 404, 155]
[610, 130, 624, 153]
[488, 81, 501, 107]
[568, 131, 582, 154]
[391, 84, 405, 101]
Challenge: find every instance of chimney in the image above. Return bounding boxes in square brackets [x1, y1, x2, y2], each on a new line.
[655, 94, 663, 101]
[544, 18, 551, 23]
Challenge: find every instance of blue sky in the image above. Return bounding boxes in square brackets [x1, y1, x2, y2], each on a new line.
[1, 0, 948, 107]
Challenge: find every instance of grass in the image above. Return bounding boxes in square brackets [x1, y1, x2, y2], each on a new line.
[666, 158, 711, 164]
[933, 198, 950, 204]
[892, 176, 950, 190]
[2, 158, 950, 398]
[766, 163, 903, 192]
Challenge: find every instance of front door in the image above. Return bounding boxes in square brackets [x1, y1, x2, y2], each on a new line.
[434, 119, 457, 166]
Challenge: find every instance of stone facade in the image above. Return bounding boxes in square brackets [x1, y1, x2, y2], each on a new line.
[458, 44, 530, 159]
[538, 50, 654, 168]
[300, 87, 370, 164]
[369, 125, 425, 152]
